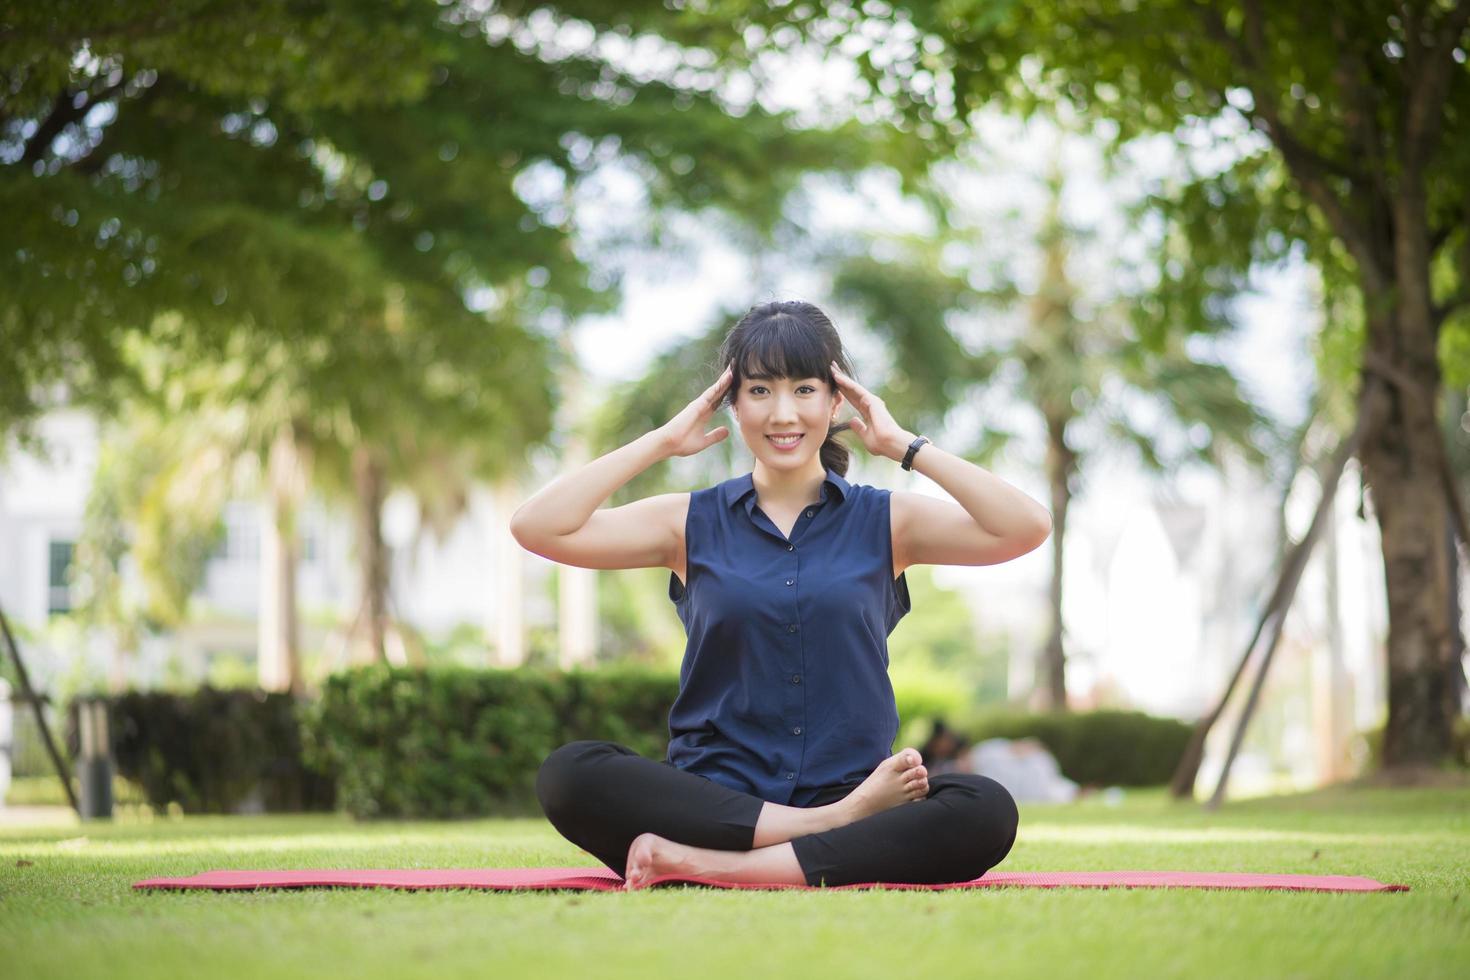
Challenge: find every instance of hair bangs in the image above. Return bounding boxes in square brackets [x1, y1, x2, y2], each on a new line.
[731, 313, 833, 385]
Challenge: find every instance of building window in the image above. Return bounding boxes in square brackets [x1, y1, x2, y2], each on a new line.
[220, 505, 260, 561]
[48, 540, 74, 615]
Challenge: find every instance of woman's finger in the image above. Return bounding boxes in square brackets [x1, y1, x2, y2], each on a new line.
[830, 362, 875, 408]
[701, 367, 732, 410]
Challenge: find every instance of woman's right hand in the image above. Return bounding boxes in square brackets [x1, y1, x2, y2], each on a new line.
[658, 365, 733, 458]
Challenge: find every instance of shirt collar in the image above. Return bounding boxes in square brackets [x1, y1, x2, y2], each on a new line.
[723, 468, 850, 515]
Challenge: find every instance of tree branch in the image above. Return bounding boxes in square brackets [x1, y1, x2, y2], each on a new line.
[1432, 195, 1470, 330]
[1191, 3, 1367, 180]
[1188, 0, 1388, 293]
[1404, 0, 1470, 171]
[18, 77, 128, 166]
[1362, 348, 1470, 561]
[1328, 9, 1391, 204]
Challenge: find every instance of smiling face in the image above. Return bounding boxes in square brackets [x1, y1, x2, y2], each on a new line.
[730, 372, 844, 470]
[717, 303, 853, 476]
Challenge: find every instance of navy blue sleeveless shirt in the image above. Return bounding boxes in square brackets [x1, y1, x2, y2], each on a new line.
[665, 467, 911, 806]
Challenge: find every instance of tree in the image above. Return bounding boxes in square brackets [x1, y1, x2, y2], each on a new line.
[826, 142, 1272, 711]
[7, 3, 944, 679]
[701, 0, 1470, 767]
[1, 2, 934, 440]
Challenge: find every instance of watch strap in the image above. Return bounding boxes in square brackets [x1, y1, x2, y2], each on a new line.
[901, 435, 929, 471]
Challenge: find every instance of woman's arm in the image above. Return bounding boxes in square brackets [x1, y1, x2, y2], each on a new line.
[892, 444, 1052, 569]
[829, 362, 1051, 570]
[509, 366, 733, 569]
[510, 429, 673, 542]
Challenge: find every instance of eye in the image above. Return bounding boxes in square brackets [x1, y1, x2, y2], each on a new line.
[748, 384, 816, 395]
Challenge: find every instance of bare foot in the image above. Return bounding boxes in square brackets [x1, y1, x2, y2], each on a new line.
[623, 832, 698, 891]
[835, 747, 929, 824]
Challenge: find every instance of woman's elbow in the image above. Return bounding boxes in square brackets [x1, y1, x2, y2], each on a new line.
[508, 509, 542, 551]
[1025, 511, 1053, 550]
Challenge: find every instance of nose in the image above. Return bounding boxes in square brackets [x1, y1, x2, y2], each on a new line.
[772, 391, 801, 423]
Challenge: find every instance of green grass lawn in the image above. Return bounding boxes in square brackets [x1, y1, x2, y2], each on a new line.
[1, 784, 1466, 979]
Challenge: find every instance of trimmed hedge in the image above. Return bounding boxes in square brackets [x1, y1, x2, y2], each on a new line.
[63, 687, 336, 813]
[299, 664, 681, 819]
[66, 668, 1198, 817]
[953, 709, 1195, 786]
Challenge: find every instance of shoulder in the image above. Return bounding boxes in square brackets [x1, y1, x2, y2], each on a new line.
[838, 479, 895, 510]
[609, 491, 692, 543]
[884, 487, 932, 534]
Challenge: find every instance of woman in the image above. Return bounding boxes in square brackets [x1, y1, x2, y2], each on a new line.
[511, 301, 1051, 890]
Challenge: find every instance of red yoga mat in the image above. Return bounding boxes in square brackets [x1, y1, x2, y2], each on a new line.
[133, 866, 1408, 893]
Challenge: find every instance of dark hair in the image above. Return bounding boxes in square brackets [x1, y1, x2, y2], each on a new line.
[717, 300, 856, 477]
[919, 718, 969, 764]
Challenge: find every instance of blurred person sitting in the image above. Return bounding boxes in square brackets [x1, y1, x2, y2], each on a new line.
[920, 718, 1079, 804]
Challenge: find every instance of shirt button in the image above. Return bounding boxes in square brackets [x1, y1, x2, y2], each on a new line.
[792, 674, 801, 684]
[786, 772, 796, 780]
[785, 579, 794, 586]
[793, 727, 802, 735]
[787, 544, 794, 551]
[788, 624, 798, 633]
[805, 510, 813, 517]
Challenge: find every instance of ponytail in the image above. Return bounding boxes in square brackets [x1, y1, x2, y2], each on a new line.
[820, 419, 854, 477]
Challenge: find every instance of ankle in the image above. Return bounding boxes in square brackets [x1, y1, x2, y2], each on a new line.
[820, 797, 856, 830]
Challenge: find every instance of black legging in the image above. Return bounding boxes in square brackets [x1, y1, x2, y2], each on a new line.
[535, 740, 1019, 887]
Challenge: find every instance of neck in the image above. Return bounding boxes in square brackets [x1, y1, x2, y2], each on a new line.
[752, 458, 827, 509]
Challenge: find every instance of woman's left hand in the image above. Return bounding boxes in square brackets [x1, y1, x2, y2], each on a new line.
[830, 361, 919, 462]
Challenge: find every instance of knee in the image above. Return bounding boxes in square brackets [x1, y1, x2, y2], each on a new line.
[534, 740, 618, 821]
[975, 775, 1020, 844]
[941, 774, 1020, 872]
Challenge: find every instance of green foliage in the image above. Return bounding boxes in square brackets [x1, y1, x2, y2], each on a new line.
[71, 412, 229, 631]
[298, 662, 1025, 818]
[595, 565, 688, 668]
[558, 666, 681, 759]
[949, 709, 1196, 786]
[887, 565, 986, 670]
[301, 665, 558, 819]
[2, 3, 939, 447]
[886, 565, 1010, 734]
[64, 687, 335, 813]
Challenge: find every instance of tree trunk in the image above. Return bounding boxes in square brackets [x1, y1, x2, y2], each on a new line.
[258, 424, 303, 694]
[1443, 384, 1468, 714]
[1313, 481, 1351, 782]
[352, 445, 389, 666]
[107, 627, 136, 695]
[1358, 287, 1456, 767]
[1038, 415, 1076, 710]
[492, 476, 527, 667]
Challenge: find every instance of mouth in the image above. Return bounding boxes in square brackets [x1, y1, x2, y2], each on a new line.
[766, 434, 803, 451]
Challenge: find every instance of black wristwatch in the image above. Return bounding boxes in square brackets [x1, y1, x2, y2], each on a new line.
[900, 435, 929, 471]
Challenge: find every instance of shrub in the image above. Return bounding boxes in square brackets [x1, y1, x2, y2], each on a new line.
[300, 664, 561, 819]
[64, 688, 335, 813]
[300, 664, 680, 819]
[948, 709, 1195, 786]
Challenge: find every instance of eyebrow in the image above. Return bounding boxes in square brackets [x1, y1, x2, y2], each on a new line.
[744, 374, 820, 383]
